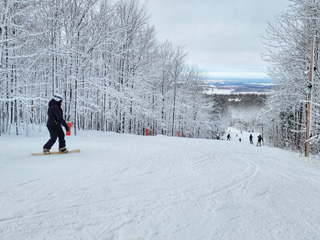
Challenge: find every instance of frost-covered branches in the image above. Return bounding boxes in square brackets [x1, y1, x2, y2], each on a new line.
[0, 0, 221, 139]
[264, 0, 320, 152]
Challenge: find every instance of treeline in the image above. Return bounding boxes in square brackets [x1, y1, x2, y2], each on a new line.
[213, 94, 267, 115]
[263, 0, 320, 153]
[207, 94, 267, 135]
[0, 0, 222, 138]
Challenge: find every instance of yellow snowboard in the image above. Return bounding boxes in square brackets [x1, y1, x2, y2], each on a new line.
[32, 149, 80, 156]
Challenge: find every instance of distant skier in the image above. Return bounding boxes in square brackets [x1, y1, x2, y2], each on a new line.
[249, 134, 253, 144]
[227, 134, 231, 141]
[239, 138, 241, 142]
[257, 135, 263, 147]
[43, 94, 69, 154]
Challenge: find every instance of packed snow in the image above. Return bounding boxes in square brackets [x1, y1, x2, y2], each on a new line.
[1, 128, 320, 240]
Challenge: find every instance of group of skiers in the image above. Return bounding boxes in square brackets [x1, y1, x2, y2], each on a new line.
[227, 133, 263, 146]
[250, 134, 263, 146]
[42, 93, 266, 154]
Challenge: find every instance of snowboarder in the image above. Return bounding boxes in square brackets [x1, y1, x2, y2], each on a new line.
[257, 135, 263, 147]
[249, 134, 253, 144]
[227, 134, 231, 141]
[43, 94, 69, 154]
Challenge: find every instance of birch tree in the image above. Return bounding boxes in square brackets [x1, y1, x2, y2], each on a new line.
[0, 0, 222, 140]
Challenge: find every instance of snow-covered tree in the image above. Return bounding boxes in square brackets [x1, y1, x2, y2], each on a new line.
[264, 0, 320, 153]
[0, 0, 221, 140]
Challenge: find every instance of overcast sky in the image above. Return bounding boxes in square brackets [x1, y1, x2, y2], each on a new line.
[146, 0, 290, 79]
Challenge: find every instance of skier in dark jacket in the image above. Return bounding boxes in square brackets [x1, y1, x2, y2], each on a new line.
[227, 133, 231, 141]
[43, 94, 69, 154]
[257, 135, 263, 147]
[249, 134, 253, 144]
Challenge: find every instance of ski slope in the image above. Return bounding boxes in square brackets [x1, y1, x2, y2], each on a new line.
[0, 129, 320, 240]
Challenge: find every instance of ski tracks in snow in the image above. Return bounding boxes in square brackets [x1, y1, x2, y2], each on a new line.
[1, 133, 320, 239]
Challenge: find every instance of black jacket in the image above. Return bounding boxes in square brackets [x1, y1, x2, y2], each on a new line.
[46, 99, 68, 129]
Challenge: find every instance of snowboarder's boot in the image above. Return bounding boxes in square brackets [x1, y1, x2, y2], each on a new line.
[43, 149, 50, 154]
[59, 147, 68, 153]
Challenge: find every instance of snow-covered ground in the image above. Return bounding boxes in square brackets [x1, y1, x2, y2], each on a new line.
[1, 128, 320, 240]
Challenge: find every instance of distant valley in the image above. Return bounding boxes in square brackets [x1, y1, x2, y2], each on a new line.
[203, 78, 274, 94]
[203, 78, 271, 132]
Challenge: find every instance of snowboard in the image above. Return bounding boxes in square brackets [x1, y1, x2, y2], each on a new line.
[31, 149, 80, 156]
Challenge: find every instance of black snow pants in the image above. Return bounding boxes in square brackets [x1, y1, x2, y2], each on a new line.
[43, 126, 66, 150]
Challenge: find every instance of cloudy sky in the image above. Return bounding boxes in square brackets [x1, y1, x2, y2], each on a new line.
[146, 0, 290, 79]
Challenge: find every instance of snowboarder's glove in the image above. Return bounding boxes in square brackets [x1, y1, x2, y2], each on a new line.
[65, 125, 70, 132]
